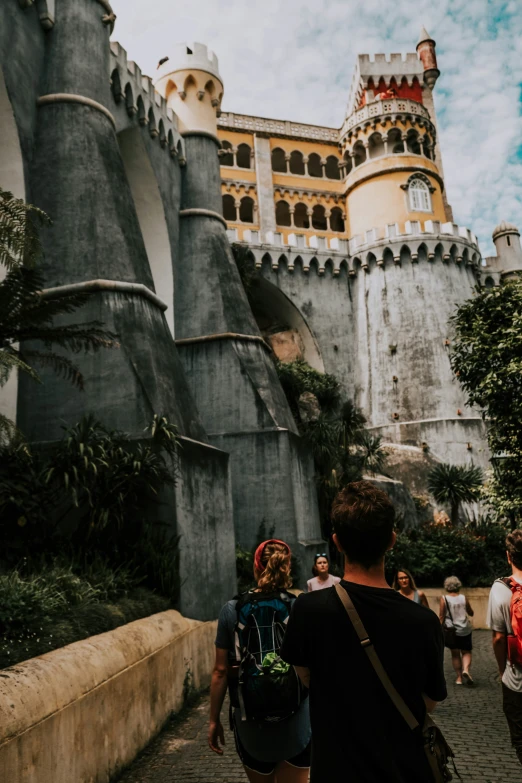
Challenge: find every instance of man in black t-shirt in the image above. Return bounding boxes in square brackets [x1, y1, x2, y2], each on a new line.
[281, 481, 447, 782]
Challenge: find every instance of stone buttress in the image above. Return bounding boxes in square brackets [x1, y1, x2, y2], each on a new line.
[13, 1, 235, 620]
[155, 46, 323, 575]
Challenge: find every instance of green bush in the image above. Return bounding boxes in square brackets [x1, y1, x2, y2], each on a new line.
[385, 522, 508, 587]
[0, 556, 170, 669]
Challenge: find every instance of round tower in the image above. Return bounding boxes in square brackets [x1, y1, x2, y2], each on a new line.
[492, 221, 522, 280]
[155, 43, 223, 135]
[416, 27, 440, 89]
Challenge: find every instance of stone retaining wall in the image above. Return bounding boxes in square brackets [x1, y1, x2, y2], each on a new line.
[0, 611, 217, 783]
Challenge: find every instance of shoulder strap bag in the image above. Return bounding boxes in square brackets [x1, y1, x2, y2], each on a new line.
[442, 598, 458, 650]
[335, 584, 459, 782]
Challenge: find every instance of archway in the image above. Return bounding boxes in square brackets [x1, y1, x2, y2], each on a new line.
[248, 275, 324, 371]
[117, 127, 175, 336]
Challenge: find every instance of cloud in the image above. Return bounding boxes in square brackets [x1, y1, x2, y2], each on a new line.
[112, 0, 522, 255]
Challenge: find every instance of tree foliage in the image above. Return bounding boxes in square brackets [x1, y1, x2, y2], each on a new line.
[385, 520, 508, 588]
[427, 463, 483, 526]
[275, 360, 387, 539]
[451, 281, 522, 522]
[0, 414, 180, 587]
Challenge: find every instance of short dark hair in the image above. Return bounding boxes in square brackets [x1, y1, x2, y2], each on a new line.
[506, 530, 522, 570]
[331, 481, 395, 569]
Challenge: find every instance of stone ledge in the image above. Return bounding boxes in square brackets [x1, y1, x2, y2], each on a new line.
[0, 611, 217, 783]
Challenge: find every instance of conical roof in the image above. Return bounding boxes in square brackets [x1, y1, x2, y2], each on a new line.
[417, 26, 434, 45]
[493, 220, 520, 239]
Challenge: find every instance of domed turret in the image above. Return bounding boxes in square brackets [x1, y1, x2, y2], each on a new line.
[416, 27, 440, 89]
[154, 43, 223, 135]
[492, 220, 522, 279]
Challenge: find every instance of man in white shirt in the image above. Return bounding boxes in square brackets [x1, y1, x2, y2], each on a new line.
[487, 529, 522, 766]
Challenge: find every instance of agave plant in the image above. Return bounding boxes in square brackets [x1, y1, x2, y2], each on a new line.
[428, 463, 483, 526]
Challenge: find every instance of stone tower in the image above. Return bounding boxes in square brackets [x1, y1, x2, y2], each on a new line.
[155, 46, 323, 566]
[492, 222, 522, 280]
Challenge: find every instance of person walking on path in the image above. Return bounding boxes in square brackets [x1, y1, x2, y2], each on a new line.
[439, 576, 474, 686]
[307, 553, 341, 592]
[393, 568, 430, 608]
[487, 529, 522, 766]
[280, 481, 447, 782]
[209, 539, 311, 783]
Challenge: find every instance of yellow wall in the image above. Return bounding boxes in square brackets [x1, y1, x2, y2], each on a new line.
[218, 129, 254, 146]
[347, 165, 446, 237]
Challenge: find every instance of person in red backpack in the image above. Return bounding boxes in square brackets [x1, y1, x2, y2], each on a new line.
[487, 529, 522, 765]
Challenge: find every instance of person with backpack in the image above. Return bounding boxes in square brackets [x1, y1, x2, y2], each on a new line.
[280, 481, 450, 782]
[487, 529, 522, 766]
[439, 575, 474, 686]
[209, 538, 311, 782]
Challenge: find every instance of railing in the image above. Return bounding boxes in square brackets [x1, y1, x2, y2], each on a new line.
[218, 113, 339, 143]
[227, 220, 479, 254]
[341, 98, 431, 137]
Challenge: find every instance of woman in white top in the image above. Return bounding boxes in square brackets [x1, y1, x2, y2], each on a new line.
[307, 553, 341, 592]
[439, 575, 475, 686]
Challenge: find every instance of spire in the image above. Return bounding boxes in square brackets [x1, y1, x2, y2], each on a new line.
[416, 26, 440, 89]
[417, 26, 434, 46]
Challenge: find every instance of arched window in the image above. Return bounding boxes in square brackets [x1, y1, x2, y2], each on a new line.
[408, 178, 431, 212]
[308, 153, 322, 178]
[294, 203, 310, 229]
[239, 196, 254, 223]
[276, 200, 291, 227]
[330, 207, 345, 232]
[222, 194, 237, 221]
[236, 143, 252, 169]
[368, 132, 384, 159]
[221, 140, 234, 166]
[388, 128, 404, 154]
[353, 141, 366, 167]
[312, 204, 327, 231]
[406, 130, 421, 155]
[484, 276, 495, 289]
[289, 150, 305, 175]
[271, 147, 287, 172]
[325, 155, 341, 180]
[422, 134, 432, 159]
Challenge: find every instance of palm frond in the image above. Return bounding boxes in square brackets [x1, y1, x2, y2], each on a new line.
[20, 349, 85, 390]
[0, 189, 50, 271]
[0, 348, 41, 386]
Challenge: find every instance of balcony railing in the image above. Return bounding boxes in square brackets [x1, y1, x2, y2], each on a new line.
[341, 98, 431, 138]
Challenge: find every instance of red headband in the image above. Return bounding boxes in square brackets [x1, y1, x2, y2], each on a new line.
[254, 539, 291, 573]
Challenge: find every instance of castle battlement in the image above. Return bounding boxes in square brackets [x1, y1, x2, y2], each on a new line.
[156, 42, 221, 82]
[110, 41, 184, 160]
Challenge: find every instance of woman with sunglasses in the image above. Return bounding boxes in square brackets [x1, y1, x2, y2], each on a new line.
[307, 552, 341, 592]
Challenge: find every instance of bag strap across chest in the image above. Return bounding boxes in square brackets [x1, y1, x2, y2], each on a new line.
[334, 583, 419, 731]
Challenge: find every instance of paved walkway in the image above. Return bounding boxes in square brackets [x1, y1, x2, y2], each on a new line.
[118, 631, 521, 783]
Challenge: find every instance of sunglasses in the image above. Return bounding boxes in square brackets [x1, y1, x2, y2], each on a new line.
[315, 553, 327, 558]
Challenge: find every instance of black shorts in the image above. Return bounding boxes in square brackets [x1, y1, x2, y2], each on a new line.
[233, 726, 311, 775]
[450, 632, 472, 651]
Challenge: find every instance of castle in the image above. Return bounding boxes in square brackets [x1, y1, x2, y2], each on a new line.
[2, 2, 521, 618]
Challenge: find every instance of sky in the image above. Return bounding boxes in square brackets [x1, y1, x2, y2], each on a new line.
[112, 0, 522, 256]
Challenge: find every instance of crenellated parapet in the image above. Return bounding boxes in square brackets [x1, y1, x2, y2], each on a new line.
[232, 219, 480, 277]
[109, 42, 185, 163]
